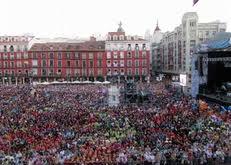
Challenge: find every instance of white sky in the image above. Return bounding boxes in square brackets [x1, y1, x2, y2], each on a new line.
[1, 0, 231, 38]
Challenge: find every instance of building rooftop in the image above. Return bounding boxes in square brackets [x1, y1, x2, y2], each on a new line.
[29, 41, 105, 51]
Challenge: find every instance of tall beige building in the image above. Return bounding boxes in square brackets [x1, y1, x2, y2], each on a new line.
[157, 12, 226, 93]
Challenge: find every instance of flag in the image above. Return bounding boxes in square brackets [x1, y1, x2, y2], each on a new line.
[193, 0, 199, 6]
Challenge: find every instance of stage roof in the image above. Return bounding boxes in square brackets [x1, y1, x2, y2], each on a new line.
[196, 32, 231, 53]
[207, 38, 231, 49]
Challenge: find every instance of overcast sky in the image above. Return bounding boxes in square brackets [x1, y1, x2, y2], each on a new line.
[1, 0, 231, 38]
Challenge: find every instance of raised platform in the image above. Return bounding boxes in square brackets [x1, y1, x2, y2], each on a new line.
[198, 93, 231, 106]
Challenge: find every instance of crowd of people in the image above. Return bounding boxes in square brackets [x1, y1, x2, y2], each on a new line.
[0, 82, 230, 164]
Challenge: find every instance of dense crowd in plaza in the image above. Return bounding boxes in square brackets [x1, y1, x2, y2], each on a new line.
[0, 82, 230, 164]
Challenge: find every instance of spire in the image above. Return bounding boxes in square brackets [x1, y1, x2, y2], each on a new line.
[117, 21, 125, 32]
[155, 20, 161, 31]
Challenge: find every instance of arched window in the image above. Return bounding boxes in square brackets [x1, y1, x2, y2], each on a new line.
[10, 45, 14, 52]
[113, 35, 118, 41]
[119, 35, 124, 40]
[108, 35, 112, 40]
[4, 45, 7, 52]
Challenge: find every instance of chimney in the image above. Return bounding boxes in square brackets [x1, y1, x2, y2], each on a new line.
[90, 36, 96, 41]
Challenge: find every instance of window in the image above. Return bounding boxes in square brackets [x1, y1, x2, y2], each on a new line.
[107, 60, 111, 67]
[128, 44, 131, 50]
[220, 28, 226, 32]
[58, 69, 62, 74]
[75, 69, 80, 76]
[142, 51, 146, 58]
[42, 60, 46, 67]
[89, 53, 93, 59]
[128, 69, 132, 75]
[135, 60, 139, 67]
[67, 61, 71, 67]
[190, 40, 196, 47]
[66, 69, 71, 76]
[3, 53, 8, 59]
[89, 60, 94, 68]
[113, 61, 118, 67]
[183, 41, 186, 47]
[108, 35, 112, 40]
[82, 69, 87, 76]
[97, 60, 102, 67]
[120, 69, 124, 75]
[10, 62, 14, 68]
[24, 53, 28, 59]
[127, 60, 132, 67]
[32, 68, 38, 76]
[75, 52, 79, 59]
[17, 53, 21, 59]
[135, 44, 139, 50]
[66, 53, 71, 59]
[120, 52, 124, 58]
[4, 70, 9, 76]
[190, 21, 196, 27]
[206, 31, 209, 36]
[50, 60, 54, 67]
[107, 69, 111, 75]
[4, 62, 8, 68]
[82, 53, 86, 59]
[82, 60, 86, 68]
[127, 51, 132, 58]
[142, 44, 146, 50]
[97, 52, 102, 59]
[113, 35, 117, 40]
[135, 68, 139, 75]
[120, 60, 124, 67]
[113, 52, 118, 59]
[33, 53, 38, 59]
[10, 53, 14, 59]
[17, 61, 22, 68]
[135, 50, 139, 58]
[50, 53, 54, 59]
[32, 60, 38, 67]
[4, 45, 7, 52]
[58, 53, 62, 59]
[49, 69, 54, 76]
[58, 60, 62, 67]
[142, 60, 147, 66]
[107, 52, 111, 59]
[89, 69, 94, 76]
[24, 61, 29, 67]
[10, 45, 14, 52]
[142, 68, 147, 75]
[76, 60, 79, 67]
[42, 53, 46, 59]
[17, 45, 20, 51]
[98, 68, 102, 76]
[42, 69, 46, 76]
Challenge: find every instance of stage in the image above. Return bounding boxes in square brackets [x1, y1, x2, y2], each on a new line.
[198, 93, 231, 106]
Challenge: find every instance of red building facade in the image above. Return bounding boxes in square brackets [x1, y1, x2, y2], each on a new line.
[0, 27, 151, 84]
[0, 36, 33, 84]
[28, 40, 106, 82]
[105, 23, 151, 82]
